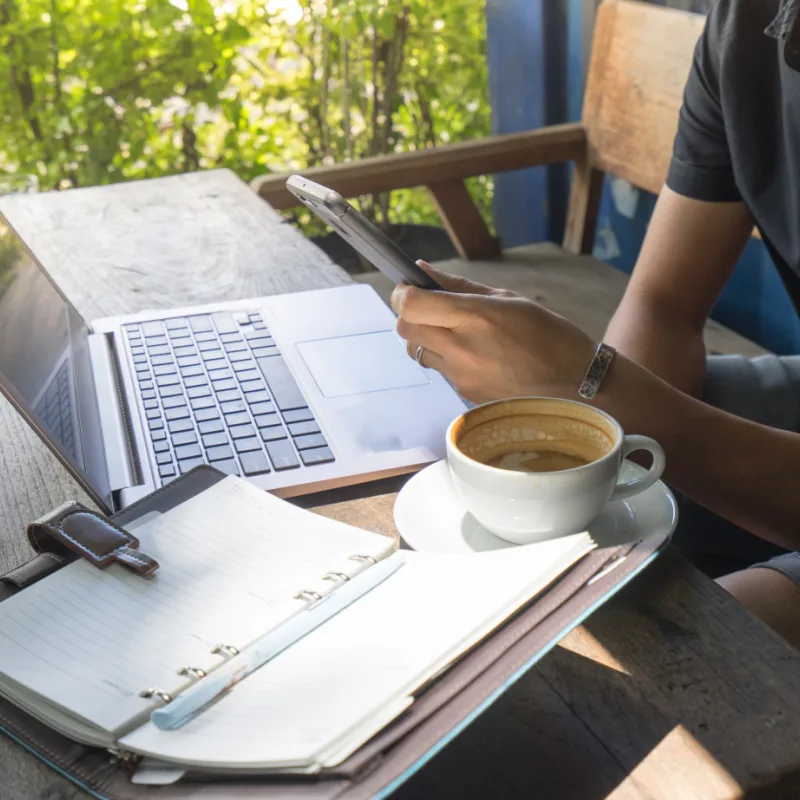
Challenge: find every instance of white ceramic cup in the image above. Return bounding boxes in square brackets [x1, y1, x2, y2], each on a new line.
[446, 397, 666, 544]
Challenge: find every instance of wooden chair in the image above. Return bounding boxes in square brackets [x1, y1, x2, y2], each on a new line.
[251, 0, 765, 357]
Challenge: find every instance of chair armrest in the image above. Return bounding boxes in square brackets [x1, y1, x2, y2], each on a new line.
[251, 122, 586, 210]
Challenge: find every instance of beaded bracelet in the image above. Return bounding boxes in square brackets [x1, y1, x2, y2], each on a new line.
[578, 343, 616, 400]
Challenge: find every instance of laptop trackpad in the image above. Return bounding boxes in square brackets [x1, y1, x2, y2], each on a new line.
[296, 331, 430, 398]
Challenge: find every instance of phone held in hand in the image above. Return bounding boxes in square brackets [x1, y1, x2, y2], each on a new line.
[286, 175, 442, 290]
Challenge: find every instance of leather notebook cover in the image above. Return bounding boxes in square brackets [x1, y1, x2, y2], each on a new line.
[0, 466, 669, 800]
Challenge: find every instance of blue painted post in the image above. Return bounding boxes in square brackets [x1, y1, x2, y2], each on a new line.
[486, 0, 569, 246]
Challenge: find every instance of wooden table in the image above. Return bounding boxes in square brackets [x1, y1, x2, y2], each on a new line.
[2, 170, 800, 800]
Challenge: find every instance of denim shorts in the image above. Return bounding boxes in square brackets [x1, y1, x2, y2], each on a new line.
[674, 354, 800, 576]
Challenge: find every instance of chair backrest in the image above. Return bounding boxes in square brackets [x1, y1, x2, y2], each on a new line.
[583, 0, 705, 195]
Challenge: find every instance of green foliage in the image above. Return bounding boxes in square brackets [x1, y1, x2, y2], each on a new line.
[0, 0, 492, 235]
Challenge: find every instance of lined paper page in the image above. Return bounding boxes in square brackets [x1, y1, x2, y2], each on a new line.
[0, 477, 395, 738]
[122, 535, 593, 770]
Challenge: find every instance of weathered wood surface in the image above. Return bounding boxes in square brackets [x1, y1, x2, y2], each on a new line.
[0, 170, 797, 800]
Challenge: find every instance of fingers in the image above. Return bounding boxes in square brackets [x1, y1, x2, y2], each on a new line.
[396, 318, 457, 354]
[391, 283, 481, 329]
[416, 260, 496, 296]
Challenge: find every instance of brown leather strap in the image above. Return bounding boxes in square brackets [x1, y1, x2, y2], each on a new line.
[27, 503, 159, 578]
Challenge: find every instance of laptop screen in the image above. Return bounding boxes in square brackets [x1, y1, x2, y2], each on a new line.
[0, 215, 111, 508]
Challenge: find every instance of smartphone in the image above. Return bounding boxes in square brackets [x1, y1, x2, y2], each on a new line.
[286, 175, 442, 290]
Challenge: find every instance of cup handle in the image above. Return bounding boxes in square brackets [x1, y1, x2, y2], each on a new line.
[608, 435, 666, 503]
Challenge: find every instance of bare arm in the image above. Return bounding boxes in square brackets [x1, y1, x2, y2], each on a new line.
[597, 355, 800, 550]
[604, 187, 754, 396]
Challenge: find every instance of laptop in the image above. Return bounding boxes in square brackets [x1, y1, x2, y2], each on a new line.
[0, 214, 466, 514]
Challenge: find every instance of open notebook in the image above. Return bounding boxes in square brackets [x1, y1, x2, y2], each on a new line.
[0, 476, 594, 775]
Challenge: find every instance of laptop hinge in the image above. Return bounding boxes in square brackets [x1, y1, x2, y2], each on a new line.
[88, 333, 138, 493]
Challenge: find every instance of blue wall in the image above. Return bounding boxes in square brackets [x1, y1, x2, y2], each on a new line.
[486, 0, 800, 354]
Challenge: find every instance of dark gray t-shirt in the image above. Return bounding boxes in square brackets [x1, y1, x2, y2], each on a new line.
[666, 0, 800, 306]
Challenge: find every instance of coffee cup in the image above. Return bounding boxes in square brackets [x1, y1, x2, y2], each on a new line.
[446, 397, 665, 544]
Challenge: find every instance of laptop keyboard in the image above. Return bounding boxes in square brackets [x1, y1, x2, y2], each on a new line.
[123, 311, 335, 486]
[34, 359, 77, 462]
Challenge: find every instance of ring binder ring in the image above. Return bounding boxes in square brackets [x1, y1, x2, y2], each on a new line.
[211, 644, 239, 659]
[294, 590, 323, 603]
[178, 666, 207, 679]
[322, 571, 350, 583]
[349, 554, 377, 565]
[139, 688, 172, 704]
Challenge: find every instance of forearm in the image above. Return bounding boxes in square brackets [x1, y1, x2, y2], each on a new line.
[605, 293, 707, 397]
[597, 355, 800, 549]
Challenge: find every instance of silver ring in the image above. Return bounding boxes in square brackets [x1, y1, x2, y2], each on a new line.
[415, 345, 426, 367]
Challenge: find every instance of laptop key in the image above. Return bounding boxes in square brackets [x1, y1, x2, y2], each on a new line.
[246, 393, 271, 407]
[194, 407, 220, 422]
[198, 340, 220, 352]
[229, 424, 255, 439]
[239, 450, 271, 475]
[265, 439, 299, 471]
[156, 374, 180, 387]
[162, 395, 186, 409]
[156, 452, 173, 465]
[147, 344, 170, 356]
[179, 457, 205, 474]
[208, 367, 233, 381]
[229, 351, 252, 363]
[260, 426, 288, 443]
[184, 375, 208, 389]
[188, 315, 213, 333]
[135, 362, 150, 373]
[146, 408, 161, 420]
[153, 364, 177, 377]
[194, 331, 216, 343]
[171, 430, 198, 446]
[256, 356, 306, 411]
[150, 355, 174, 366]
[133, 355, 147, 365]
[300, 446, 335, 466]
[178, 357, 201, 369]
[165, 407, 190, 421]
[215, 458, 240, 476]
[217, 389, 240, 403]
[224, 341, 247, 353]
[236, 368, 260, 382]
[148, 418, 164, 431]
[212, 378, 237, 392]
[294, 433, 327, 451]
[221, 399, 246, 414]
[130, 346, 145, 356]
[244, 329, 271, 341]
[289, 420, 320, 437]
[202, 432, 228, 448]
[219, 332, 242, 344]
[142, 321, 165, 337]
[174, 345, 197, 357]
[225, 411, 250, 427]
[254, 411, 280, 428]
[165, 318, 188, 330]
[168, 418, 194, 434]
[187, 385, 211, 399]
[212, 312, 238, 334]
[198, 419, 224, 435]
[282, 407, 314, 424]
[191, 397, 215, 411]
[206, 445, 233, 462]
[252, 346, 278, 358]
[234, 436, 262, 454]
[249, 401, 275, 416]
[143, 399, 159, 410]
[239, 379, 265, 393]
[159, 385, 183, 398]
[175, 443, 202, 461]
[159, 464, 176, 478]
[153, 441, 170, 455]
[151, 429, 167, 442]
[201, 350, 225, 363]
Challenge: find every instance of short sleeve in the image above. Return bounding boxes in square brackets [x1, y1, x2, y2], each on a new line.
[666, 1, 742, 202]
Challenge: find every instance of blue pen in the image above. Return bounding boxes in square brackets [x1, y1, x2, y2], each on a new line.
[150, 554, 405, 731]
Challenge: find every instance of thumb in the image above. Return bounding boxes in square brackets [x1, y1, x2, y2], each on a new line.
[417, 260, 496, 296]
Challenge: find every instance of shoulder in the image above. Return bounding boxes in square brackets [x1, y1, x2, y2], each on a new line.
[705, 0, 782, 51]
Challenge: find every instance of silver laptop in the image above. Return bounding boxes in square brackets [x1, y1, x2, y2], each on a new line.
[0, 215, 466, 514]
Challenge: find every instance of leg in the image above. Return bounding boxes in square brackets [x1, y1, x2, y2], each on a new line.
[673, 355, 800, 577]
[718, 555, 800, 649]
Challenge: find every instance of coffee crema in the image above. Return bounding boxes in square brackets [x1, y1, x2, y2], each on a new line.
[485, 449, 590, 473]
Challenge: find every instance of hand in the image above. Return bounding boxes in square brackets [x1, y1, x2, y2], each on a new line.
[391, 262, 597, 403]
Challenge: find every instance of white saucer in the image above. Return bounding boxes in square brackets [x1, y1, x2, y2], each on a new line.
[395, 460, 678, 554]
